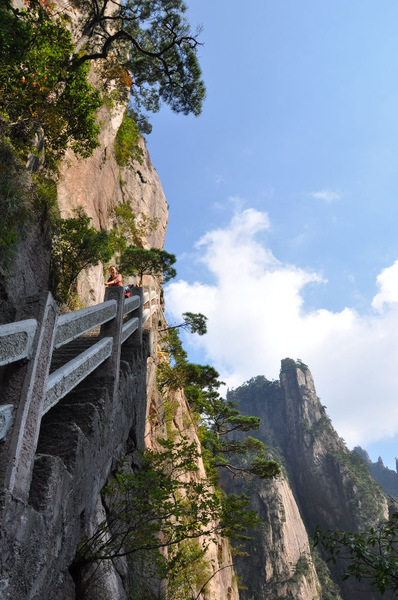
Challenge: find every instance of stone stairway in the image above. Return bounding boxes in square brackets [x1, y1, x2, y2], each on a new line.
[49, 332, 101, 375]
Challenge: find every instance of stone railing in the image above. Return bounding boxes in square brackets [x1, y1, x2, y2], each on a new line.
[0, 284, 159, 505]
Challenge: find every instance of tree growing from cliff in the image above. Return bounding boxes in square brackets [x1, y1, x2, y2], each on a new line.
[0, 0, 102, 169]
[160, 312, 208, 336]
[157, 329, 281, 482]
[51, 208, 117, 303]
[111, 203, 159, 249]
[0, 0, 205, 170]
[72, 437, 258, 597]
[119, 246, 176, 284]
[314, 513, 398, 595]
[70, 0, 206, 122]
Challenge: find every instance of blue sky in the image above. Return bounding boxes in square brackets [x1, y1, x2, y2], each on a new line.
[146, 0, 398, 470]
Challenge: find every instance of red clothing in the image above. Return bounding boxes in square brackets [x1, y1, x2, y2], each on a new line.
[107, 273, 123, 287]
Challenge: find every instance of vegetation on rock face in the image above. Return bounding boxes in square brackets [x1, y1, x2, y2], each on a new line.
[0, 0, 204, 168]
[280, 357, 308, 374]
[72, 437, 258, 598]
[111, 203, 159, 250]
[0, 144, 30, 269]
[114, 109, 144, 167]
[0, 0, 205, 167]
[0, 0, 102, 169]
[70, 0, 206, 121]
[310, 546, 344, 600]
[314, 512, 398, 596]
[0, 141, 58, 270]
[329, 450, 386, 526]
[50, 208, 117, 303]
[48, 202, 174, 305]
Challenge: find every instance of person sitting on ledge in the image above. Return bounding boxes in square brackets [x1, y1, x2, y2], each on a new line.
[105, 265, 123, 287]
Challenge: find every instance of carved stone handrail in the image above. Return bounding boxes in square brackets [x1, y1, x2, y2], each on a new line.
[54, 300, 117, 349]
[44, 337, 114, 414]
[0, 283, 164, 598]
[123, 295, 140, 316]
[143, 289, 159, 325]
[0, 319, 38, 367]
[0, 286, 160, 448]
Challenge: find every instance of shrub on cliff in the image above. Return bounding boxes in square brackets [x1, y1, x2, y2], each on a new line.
[114, 109, 144, 167]
[72, 437, 258, 597]
[50, 208, 116, 303]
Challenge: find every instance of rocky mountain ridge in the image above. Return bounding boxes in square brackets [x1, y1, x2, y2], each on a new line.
[227, 359, 390, 600]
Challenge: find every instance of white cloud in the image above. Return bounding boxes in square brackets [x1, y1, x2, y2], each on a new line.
[311, 190, 341, 203]
[372, 260, 398, 312]
[165, 208, 398, 451]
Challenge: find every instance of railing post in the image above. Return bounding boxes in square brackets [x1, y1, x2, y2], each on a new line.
[99, 286, 124, 396]
[125, 286, 143, 347]
[0, 292, 58, 503]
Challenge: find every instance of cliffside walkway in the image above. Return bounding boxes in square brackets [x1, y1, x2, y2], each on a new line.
[0, 285, 160, 599]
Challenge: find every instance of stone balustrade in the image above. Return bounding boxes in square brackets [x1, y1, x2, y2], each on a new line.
[0, 285, 159, 501]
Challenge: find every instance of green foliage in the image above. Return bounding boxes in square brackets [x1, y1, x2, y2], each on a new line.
[73, 437, 258, 595]
[158, 329, 280, 483]
[161, 539, 212, 600]
[119, 245, 176, 284]
[114, 109, 143, 167]
[181, 312, 208, 335]
[329, 450, 386, 525]
[0, 142, 58, 270]
[73, 0, 206, 124]
[112, 203, 159, 249]
[280, 357, 308, 374]
[0, 0, 206, 168]
[32, 175, 58, 215]
[310, 545, 343, 600]
[0, 146, 29, 268]
[0, 0, 102, 169]
[289, 556, 310, 584]
[161, 312, 208, 336]
[51, 208, 117, 303]
[314, 513, 398, 596]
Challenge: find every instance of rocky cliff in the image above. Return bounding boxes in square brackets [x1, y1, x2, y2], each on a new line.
[227, 359, 390, 600]
[0, 44, 238, 597]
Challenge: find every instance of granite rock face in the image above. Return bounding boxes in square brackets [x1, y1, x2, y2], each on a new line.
[227, 360, 389, 600]
[140, 353, 240, 600]
[229, 473, 323, 600]
[57, 121, 169, 305]
[0, 341, 149, 600]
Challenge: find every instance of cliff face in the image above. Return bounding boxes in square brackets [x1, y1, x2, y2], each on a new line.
[51, 130, 238, 597]
[0, 38, 238, 595]
[144, 377, 240, 600]
[227, 360, 389, 600]
[57, 113, 168, 305]
[230, 473, 325, 600]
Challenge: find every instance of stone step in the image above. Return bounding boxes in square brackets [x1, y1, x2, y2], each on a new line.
[50, 337, 101, 374]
